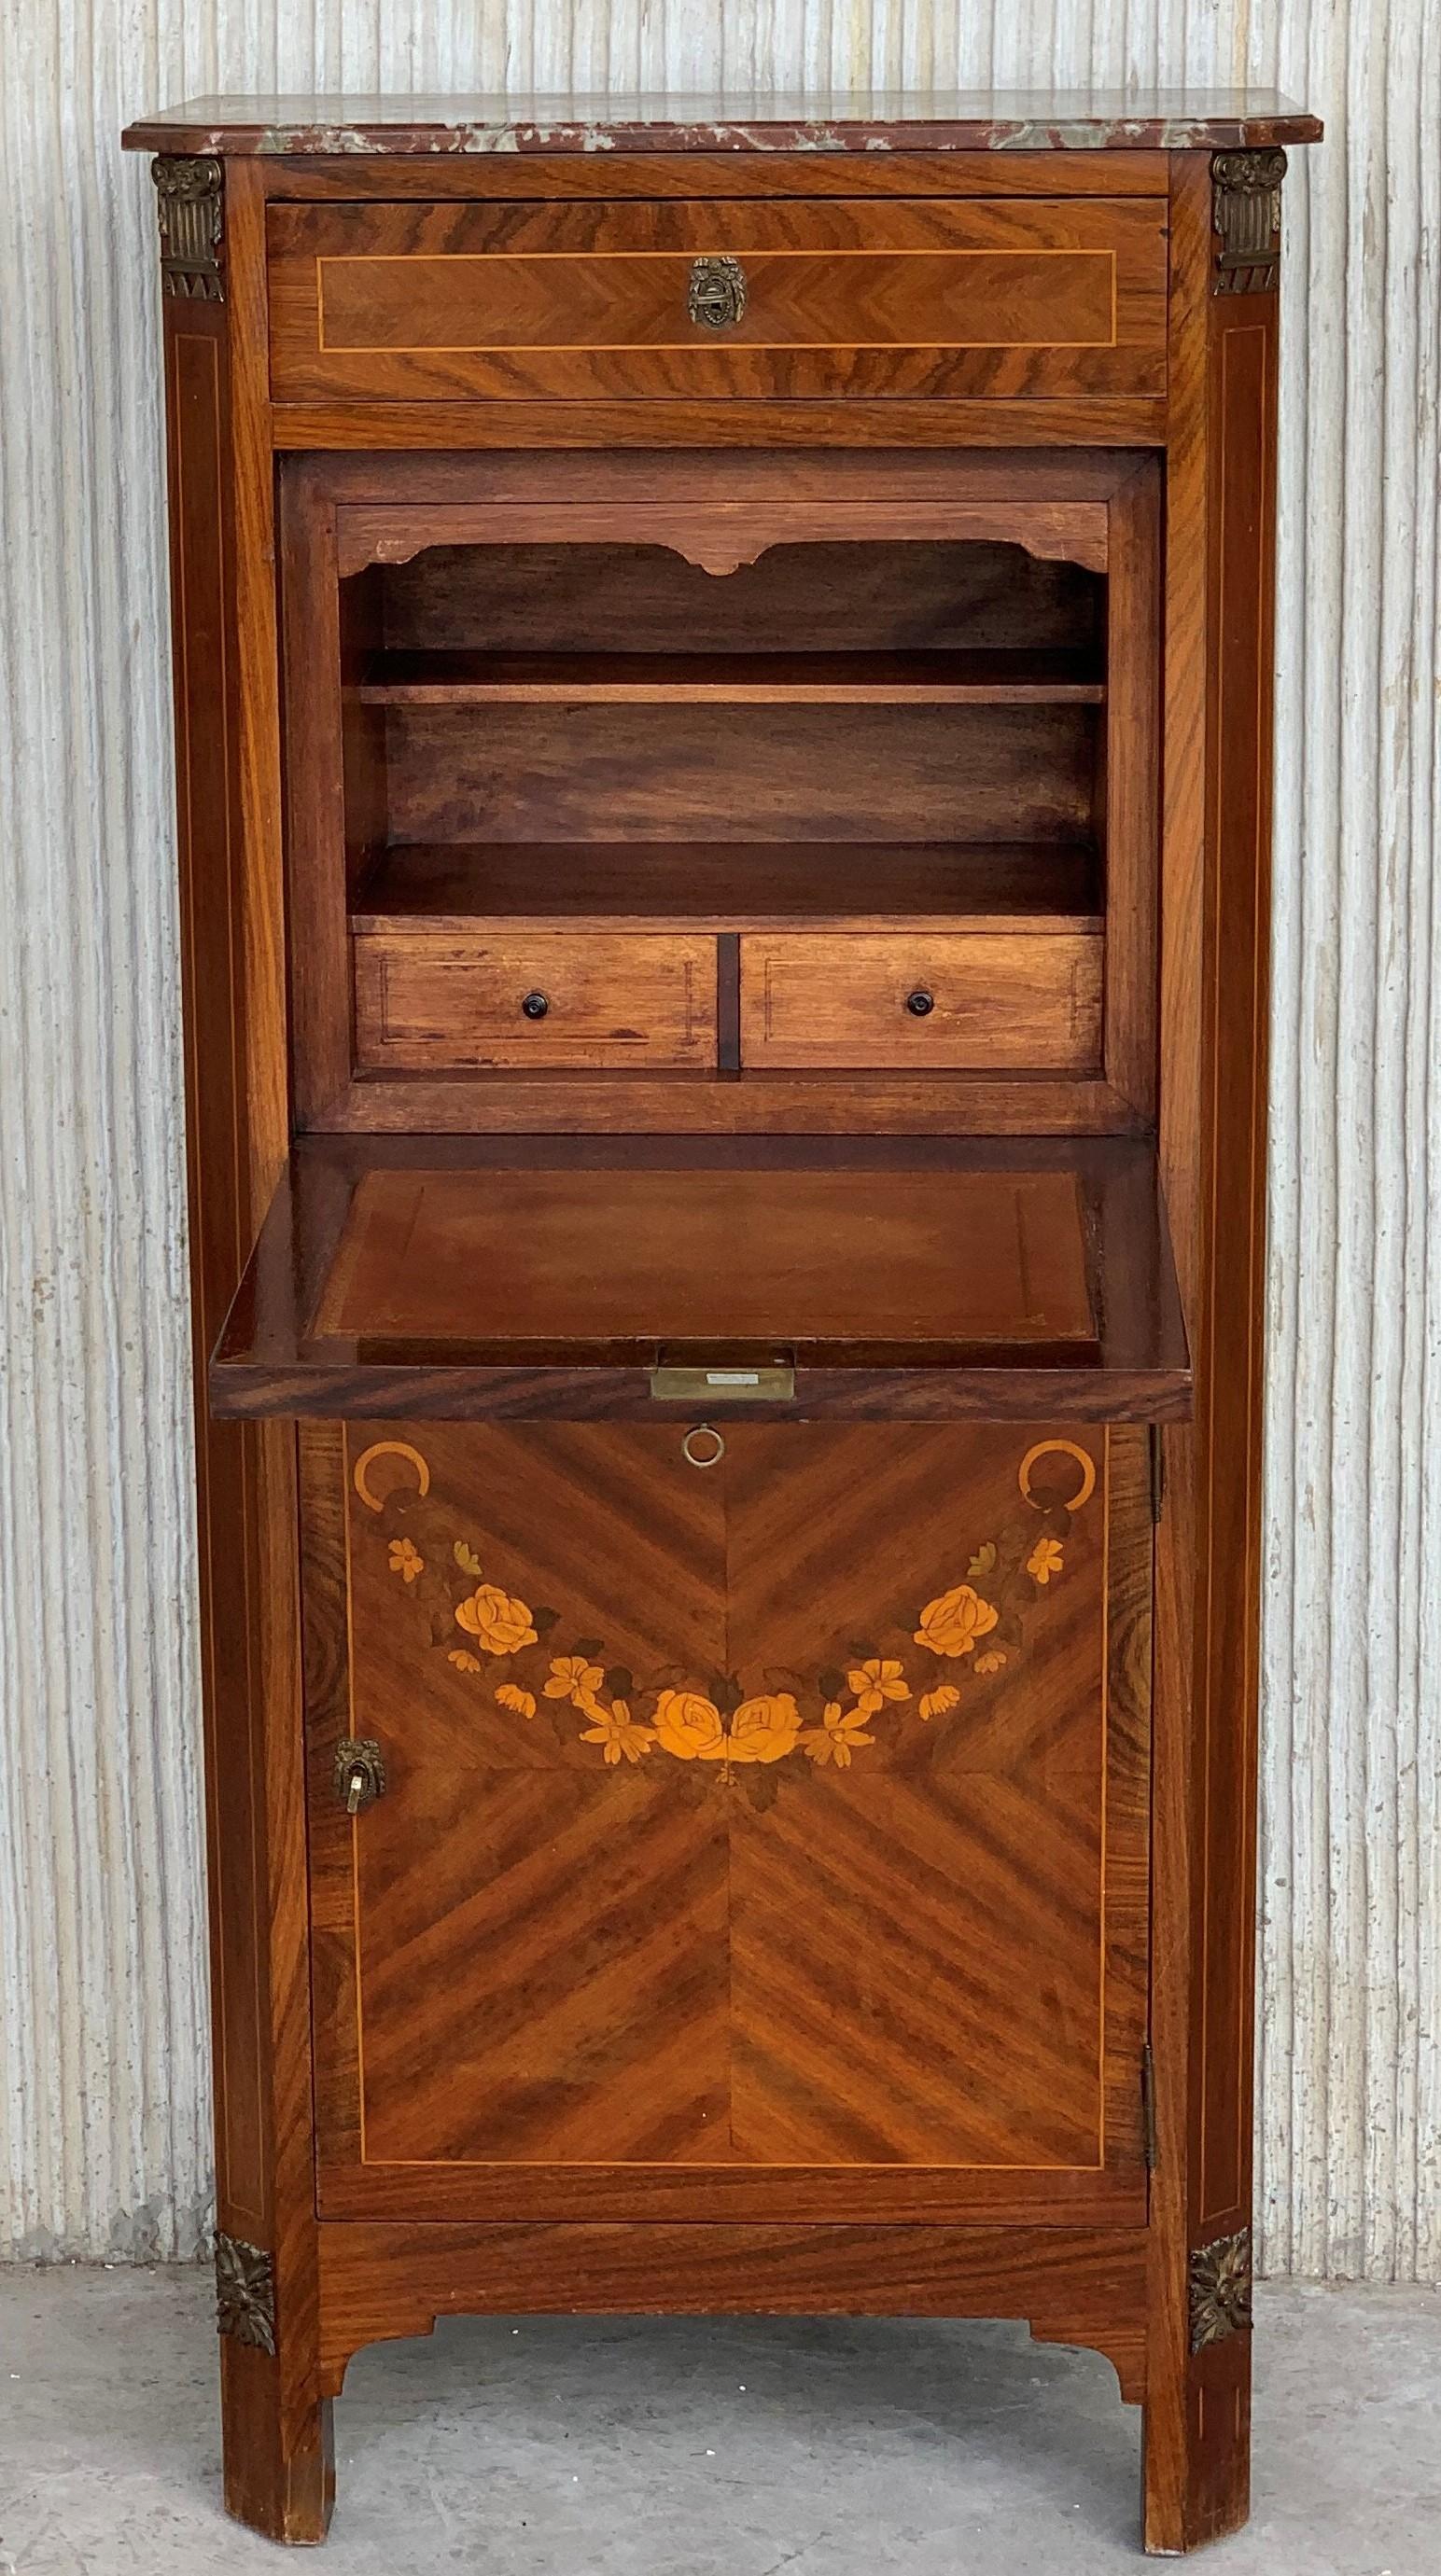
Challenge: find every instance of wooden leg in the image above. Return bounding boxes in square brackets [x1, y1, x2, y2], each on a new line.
[220, 2341, 334, 2545]
[1141, 2240, 1252, 2555]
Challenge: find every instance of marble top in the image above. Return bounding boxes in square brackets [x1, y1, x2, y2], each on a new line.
[122, 88, 1322, 158]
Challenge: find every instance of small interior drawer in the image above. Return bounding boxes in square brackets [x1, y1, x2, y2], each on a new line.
[739, 931, 1103, 1072]
[353, 929, 717, 1071]
[267, 196, 1168, 406]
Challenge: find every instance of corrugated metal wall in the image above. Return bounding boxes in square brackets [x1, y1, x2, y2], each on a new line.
[1, 5, 1437, 2277]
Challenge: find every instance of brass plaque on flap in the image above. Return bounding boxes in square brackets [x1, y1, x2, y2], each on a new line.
[650, 1361, 795, 1402]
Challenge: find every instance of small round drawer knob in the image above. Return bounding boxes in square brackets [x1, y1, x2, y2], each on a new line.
[521, 991, 550, 1021]
[905, 988, 936, 1018]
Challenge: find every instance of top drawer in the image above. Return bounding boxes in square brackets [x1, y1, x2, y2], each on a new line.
[266, 197, 1168, 406]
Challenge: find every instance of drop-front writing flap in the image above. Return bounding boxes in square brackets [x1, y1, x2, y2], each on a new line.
[210, 1135, 1191, 1423]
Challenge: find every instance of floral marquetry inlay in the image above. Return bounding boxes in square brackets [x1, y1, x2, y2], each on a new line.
[350, 1436, 1098, 1789]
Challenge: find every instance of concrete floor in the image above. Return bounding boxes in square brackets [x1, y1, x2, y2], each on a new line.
[1, 2273, 1437, 2574]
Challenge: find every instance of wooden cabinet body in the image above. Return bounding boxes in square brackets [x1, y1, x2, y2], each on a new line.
[124, 88, 1321, 2554]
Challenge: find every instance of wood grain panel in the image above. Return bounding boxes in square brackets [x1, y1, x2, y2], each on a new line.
[273, 396, 1169, 453]
[381, 700, 1097, 847]
[1100, 460, 1162, 1118]
[356, 841, 1102, 934]
[1142, 151, 1280, 2556]
[316, 1069, 1144, 1139]
[315, 2219, 1150, 2408]
[739, 930, 1103, 1070]
[372, 533, 1101, 658]
[267, 196, 1168, 405]
[353, 929, 718, 1070]
[255, 150, 1176, 204]
[256, 150, 1175, 204]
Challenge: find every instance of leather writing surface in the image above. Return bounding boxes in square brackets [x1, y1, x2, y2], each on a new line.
[315, 1164, 1097, 1355]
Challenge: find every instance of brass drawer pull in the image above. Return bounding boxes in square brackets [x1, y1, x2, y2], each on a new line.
[688, 255, 748, 330]
[681, 1424, 726, 1469]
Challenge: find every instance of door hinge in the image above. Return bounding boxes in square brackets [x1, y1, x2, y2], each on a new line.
[1141, 2042, 1159, 2173]
[1149, 1425, 1166, 1525]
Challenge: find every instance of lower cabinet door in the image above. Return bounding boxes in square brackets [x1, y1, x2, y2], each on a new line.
[304, 1419, 1152, 2223]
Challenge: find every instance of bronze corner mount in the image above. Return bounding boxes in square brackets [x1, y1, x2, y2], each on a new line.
[1211, 150, 1286, 296]
[215, 2231, 276, 2352]
[1188, 2227, 1253, 2352]
[151, 156, 225, 302]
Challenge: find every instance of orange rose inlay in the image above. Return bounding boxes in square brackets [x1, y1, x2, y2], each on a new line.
[914, 1584, 1000, 1661]
[728, 1694, 803, 1764]
[455, 1585, 539, 1657]
[652, 1689, 728, 1761]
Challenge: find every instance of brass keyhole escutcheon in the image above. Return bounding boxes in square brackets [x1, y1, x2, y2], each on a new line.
[682, 1423, 726, 1469]
[334, 1737, 386, 1815]
[688, 256, 748, 330]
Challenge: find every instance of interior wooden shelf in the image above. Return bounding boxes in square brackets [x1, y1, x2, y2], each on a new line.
[355, 647, 1107, 706]
[351, 840, 1103, 935]
[210, 1135, 1191, 1425]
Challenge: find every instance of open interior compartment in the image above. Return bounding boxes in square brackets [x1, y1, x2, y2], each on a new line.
[336, 533, 1112, 1081]
[279, 455, 1158, 1128]
[343, 536, 1107, 922]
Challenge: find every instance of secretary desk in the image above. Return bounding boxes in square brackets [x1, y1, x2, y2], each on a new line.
[122, 88, 1321, 2553]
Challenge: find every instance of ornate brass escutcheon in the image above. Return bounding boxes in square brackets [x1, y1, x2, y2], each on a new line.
[335, 1736, 386, 1815]
[688, 255, 748, 330]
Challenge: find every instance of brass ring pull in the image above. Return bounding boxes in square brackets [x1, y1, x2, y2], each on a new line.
[682, 1424, 726, 1469]
[688, 255, 748, 330]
